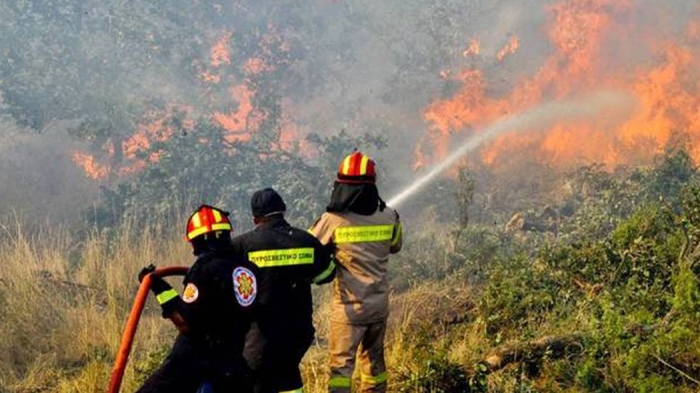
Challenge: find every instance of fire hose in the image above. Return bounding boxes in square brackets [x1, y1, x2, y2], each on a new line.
[107, 266, 189, 393]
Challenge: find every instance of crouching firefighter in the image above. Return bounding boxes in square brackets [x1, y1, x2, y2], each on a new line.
[231, 187, 336, 393]
[136, 204, 259, 393]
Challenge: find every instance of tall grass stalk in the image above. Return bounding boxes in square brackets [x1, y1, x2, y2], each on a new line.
[0, 217, 188, 392]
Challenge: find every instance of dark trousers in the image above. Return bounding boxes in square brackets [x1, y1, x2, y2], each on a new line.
[251, 357, 304, 393]
[246, 330, 313, 393]
[137, 335, 253, 393]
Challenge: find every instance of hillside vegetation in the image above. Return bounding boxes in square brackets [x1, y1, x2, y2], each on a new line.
[2, 1, 700, 391]
[1, 149, 699, 392]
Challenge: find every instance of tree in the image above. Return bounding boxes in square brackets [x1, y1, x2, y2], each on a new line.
[93, 118, 386, 229]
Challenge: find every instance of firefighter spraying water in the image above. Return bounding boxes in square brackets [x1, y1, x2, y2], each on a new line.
[310, 151, 403, 393]
[387, 90, 635, 209]
[110, 92, 632, 393]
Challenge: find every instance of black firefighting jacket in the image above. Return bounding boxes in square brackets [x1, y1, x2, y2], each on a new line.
[154, 249, 260, 360]
[230, 217, 335, 367]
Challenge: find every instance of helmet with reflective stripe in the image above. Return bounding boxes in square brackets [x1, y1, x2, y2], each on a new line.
[337, 151, 376, 184]
[186, 205, 232, 241]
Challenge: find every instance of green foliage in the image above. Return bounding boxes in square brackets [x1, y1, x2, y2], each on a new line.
[93, 119, 386, 229]
[132, 345, 171, 386]
[428, 148, 700, 392]
[453, 226, 527, 276]
[387, 149, 700, 393]
[477, 255, 573, 337]
[0, 0, 300, 129]
[395, 328, 473, 393]
[4, 0, 700, 390]
[389, 222, 522, 291]
[398, 357, 471, 393]
[456, 168, 476, 229]
[647, 148, 697, 207]
[558, 164, 644, 241]
[555, 150, 698, 244]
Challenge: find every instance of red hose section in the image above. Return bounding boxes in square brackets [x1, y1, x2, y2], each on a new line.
[107, 266, 189, 393]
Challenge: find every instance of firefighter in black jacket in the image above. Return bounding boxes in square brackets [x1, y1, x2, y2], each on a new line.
[137, 205, 259, 393]
[231, 187, 336, 393]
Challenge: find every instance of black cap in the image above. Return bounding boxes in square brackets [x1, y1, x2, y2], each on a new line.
[251, 187, 287, 217]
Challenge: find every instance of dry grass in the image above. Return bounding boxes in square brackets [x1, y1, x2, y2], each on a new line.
[0, 218, 188, 392]
[0, 217, 481, 392]
[302, 280, 485, 393]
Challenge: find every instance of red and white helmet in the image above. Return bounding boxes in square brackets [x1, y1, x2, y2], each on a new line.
[185, 205, 232, 241]
[337, 151, 376, 184]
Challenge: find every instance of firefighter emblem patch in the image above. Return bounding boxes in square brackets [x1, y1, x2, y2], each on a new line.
[233, 266, 257, 307]
[182, 283, 199, 303]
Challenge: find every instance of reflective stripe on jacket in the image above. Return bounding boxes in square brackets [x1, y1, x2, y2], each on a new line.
[230, 218, 334, 366]
[310, 208, 402, 323]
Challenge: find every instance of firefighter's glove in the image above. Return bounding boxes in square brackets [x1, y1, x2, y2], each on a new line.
[138, 264, 156, 283]
[150, 275, 179, 318]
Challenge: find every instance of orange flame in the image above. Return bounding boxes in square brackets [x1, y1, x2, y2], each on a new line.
[72, 24, 299, 180]
[212, 84, 263, 142]
[71, 151, 110, 180]
[462, 39, 481, 57]
[211, 32, 232, 67]
[418, 0, 700, 171]
[243, 58, 272, 75]
[496, 36, 519, 62]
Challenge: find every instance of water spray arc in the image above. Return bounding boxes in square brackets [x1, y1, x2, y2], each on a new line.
[386, 91, 634, 208]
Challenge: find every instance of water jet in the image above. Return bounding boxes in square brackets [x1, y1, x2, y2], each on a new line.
[387, 90, 634, 208]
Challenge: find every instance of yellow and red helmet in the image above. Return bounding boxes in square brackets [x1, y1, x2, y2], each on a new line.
[185, 205, 232, 241]
[337, 151, 376, 184]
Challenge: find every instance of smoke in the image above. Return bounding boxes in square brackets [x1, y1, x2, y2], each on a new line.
[0, 0, 698, 222]
[0, 118, 98, 227]
[289, 0, 699, 191]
